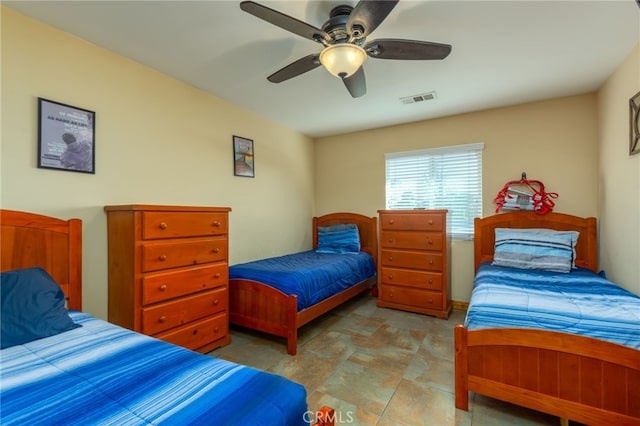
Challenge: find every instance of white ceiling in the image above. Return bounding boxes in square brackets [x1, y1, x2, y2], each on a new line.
[5, 1, 640, 138]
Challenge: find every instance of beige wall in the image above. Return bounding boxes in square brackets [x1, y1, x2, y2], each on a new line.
[597, 43, 640, 295]
[315, 94, 600, 302]
[1, 8, 316, 319]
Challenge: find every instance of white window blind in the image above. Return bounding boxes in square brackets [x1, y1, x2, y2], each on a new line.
[385, 142, 484, 240]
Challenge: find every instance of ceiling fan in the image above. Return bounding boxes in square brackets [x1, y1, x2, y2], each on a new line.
[240, 0, 452, 98]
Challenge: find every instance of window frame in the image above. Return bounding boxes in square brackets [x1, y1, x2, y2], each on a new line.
[384, 142, 484, 240]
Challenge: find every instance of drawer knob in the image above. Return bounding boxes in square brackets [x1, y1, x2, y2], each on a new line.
[159, 255, 167, 262]
[159, 222, 168, 230]
[193, 329, 198, 335]
[388, 239, 395, 244]
[214, 273, 221, 279]
[214, 327, 220, 333]
[212, 221, 221, 227]
[389, 219, 395, 224]
[428, 220, 433, 225]
[214, 299, 219, 306]
[159, 284, 167, 292]
[428, 279, 433, 284]
[388, 275, 394, 280]
[428, 259, 434, 265]
[427, 239, 433, 245]
[159, 316, 166, 323]
[388, 256, 393, 261]
[212, 248, 220, 254]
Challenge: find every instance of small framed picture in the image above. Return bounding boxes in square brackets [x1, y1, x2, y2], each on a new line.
[233, 135, 254, 177]
[37, 98, 95, 174]
[630, 90, 640, 156]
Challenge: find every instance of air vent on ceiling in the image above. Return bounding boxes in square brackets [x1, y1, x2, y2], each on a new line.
[400, 91, 437, 105]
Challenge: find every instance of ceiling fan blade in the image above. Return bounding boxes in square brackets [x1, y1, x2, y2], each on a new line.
[365, 39, 452, 60]
[267, 54, 321, 83]
[347, 0, 399, 39]
[240, 1, 330, 43]
[342, 67, 366, 98]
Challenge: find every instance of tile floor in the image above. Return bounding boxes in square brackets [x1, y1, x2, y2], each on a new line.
[210, 294, 566, 426]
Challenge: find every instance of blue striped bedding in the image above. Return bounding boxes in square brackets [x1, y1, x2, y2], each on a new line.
[0, 312, 309, 425]
[465, 263, 640, 349]
[229, 250, 376, 311]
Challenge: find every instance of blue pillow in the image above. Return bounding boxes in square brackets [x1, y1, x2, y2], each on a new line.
[1, 267, 81, 349]
[492, 228, 579, 273]
[316, 223, 361, 254]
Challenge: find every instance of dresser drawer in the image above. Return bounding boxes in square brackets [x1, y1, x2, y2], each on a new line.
[142, 288, 227, 335]
[380, 231, 443, 251]
[142, 237, 228, 272]
[379, 285, 443, 310]
[380, 249, 443, 271]
[380, 213, 443, 232]
[155, 313, 228, 351]
[379, 267, 442, 290]
[143, 264, 228, 305]
[143, 212, 228, 239]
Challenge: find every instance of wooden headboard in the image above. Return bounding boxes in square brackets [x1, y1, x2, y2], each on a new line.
[312, 212, 378, 267]
[474, 211, 598, 273]
[1, 209, 83, 310]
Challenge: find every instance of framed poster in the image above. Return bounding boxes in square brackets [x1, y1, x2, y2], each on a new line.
[38, 98, 95, 173]
[630, 90, 640, 156]
[233, 135, 254, 177]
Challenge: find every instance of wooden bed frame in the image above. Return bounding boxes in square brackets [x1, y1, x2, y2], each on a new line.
[454, 211, 640, 425]
[0, 209, 338, 426]
[229, 212, 378, 355]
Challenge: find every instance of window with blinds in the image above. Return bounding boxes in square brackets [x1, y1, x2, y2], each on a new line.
[385, 142, 484, 240]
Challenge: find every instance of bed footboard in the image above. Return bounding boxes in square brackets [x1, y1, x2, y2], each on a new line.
[229, 278, 298, 353]
[313, 406, 335, 426]
[454, 325, 640, 425]
[229, 277, 375, 355]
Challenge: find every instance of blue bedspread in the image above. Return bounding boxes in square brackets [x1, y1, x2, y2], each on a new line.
[229, 250, 376, 311]
[465, 263, 640, 349]
[0, 312, 309, 425]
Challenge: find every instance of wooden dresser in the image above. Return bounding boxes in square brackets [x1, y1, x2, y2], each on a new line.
[104, 204, 231, 353]
[377, 210, 451, 319]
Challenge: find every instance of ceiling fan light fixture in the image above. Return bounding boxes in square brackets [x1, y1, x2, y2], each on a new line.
[319, 44, 367, 79]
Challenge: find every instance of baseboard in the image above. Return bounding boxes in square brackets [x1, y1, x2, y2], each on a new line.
[452, 300, 469, 311]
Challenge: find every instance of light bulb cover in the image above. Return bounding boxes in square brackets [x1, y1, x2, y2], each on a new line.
[319, 44, 367, 78]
